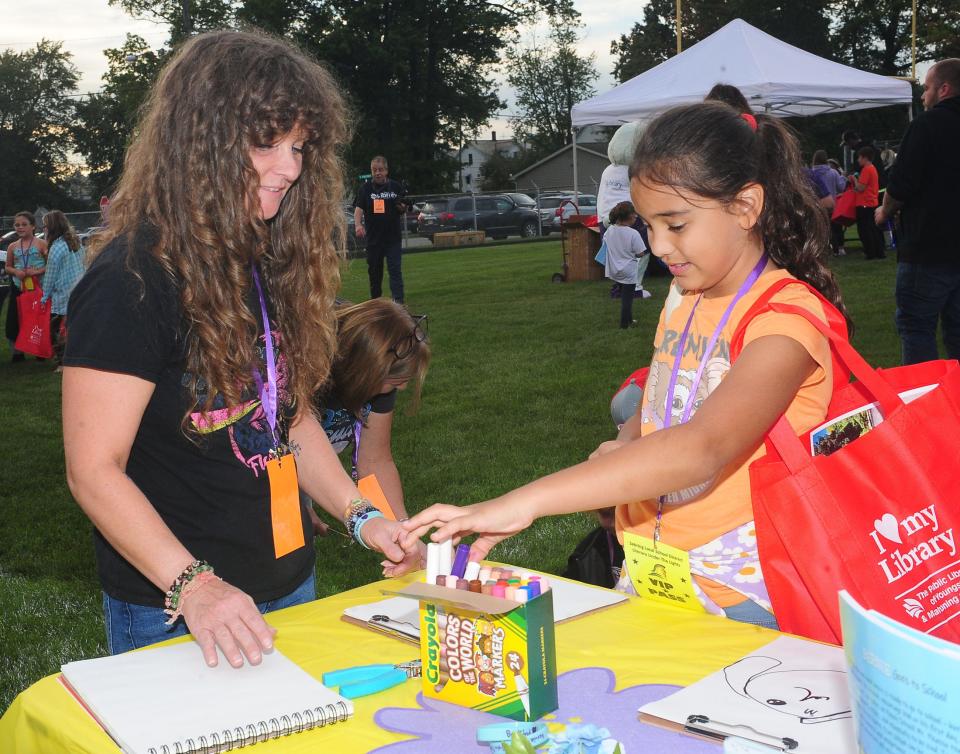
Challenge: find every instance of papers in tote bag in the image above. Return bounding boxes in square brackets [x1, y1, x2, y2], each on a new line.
[639, 636, 857, 753]
[60, 641, 352, 754]
[343, 568, 627, 642]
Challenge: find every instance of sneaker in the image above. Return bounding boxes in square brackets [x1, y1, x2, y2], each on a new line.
[637, 288, 652, 299]
[835, 248, 847, 256]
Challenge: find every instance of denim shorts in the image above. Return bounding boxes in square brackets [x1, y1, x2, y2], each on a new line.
[102, 570, 316, 655]
[723, 599, 780, 630]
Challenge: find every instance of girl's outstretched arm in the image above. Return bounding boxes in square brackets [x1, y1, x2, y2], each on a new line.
[402, 333, 818, 559]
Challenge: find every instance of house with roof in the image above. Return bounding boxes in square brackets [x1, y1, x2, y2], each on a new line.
[455, 132, 525, 192]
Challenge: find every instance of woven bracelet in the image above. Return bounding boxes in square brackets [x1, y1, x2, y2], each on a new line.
[163, 560, 215, 623]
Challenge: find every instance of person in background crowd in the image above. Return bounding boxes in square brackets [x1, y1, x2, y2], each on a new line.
[876, 58, 960, 364]
[5, 211, 48, 362]
[354, 156, 408, 304]
[853, 146, 885, 260]
[306, 299, 430, 534]
[842, 130, 887, 189]
[704, 82, 752, 113]
[811, 150, 848, 256]
[40, 210, 86, 370]
[62, 30, 419, 667]
[603, 201, 649, 328]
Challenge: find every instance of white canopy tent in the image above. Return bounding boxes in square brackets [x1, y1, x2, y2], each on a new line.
[569, 19, 913, 192]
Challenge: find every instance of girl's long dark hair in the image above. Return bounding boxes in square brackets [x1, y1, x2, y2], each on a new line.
[629, 102, 850, 330]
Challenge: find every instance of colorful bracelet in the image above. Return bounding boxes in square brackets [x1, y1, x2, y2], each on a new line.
[344, 499, 377, 537]
[353, 509, 385, 549]
[163, 559, 216, 625]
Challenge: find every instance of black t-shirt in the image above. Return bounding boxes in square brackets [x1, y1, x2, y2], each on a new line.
[886, 97, 960, 264]
[317, 389, 398, 455]
[354, 178, 406, 246]
[64, 233, 313, 607]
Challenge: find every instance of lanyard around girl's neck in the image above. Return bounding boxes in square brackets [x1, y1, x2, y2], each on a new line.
[250, 264, 280, 452]
[662, 254, 768, 429]
[18, 238, 33, 268]
[654, 253, 767, 545]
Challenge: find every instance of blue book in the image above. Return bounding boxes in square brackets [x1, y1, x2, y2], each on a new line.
[839, 590, 960, 754]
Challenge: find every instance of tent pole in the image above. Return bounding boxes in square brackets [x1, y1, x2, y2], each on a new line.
[572, 128, 579, 202]
[676, 0, 682, 54]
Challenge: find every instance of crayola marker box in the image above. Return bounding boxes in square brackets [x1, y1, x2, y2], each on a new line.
[391, 582, 558, 721]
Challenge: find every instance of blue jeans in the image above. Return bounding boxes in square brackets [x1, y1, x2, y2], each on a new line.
[102, 571, 316, 655]
[723, 599, 780, 630]
[895, 262, 960, 365]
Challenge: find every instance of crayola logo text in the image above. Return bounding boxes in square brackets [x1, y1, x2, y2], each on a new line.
[424, 604, 440, 684]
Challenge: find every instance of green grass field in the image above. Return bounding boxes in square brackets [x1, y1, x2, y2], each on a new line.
[0, 238, 905, 711]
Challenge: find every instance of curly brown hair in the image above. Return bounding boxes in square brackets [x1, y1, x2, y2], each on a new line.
[629, 102, 850, 331]
[88, 30, 351, 420]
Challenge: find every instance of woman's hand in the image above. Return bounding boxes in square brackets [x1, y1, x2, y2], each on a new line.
[400, 498, 534, 562]
[179, 578, 278, 668]
[360, 517, 422, 576]
[382, 537, 427, 578]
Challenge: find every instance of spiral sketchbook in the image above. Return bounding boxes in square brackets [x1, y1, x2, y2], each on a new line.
[60, 641, 353, 754]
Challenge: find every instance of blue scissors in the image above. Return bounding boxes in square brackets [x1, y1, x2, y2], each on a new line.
[323, 660, 421, 699]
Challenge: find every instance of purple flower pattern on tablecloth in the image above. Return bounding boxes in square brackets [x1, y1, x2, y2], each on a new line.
[371, 667, 719, 753]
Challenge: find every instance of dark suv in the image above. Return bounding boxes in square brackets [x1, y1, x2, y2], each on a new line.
[417, 194, 540, 241]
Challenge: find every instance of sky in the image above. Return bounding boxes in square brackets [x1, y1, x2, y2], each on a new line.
[3, 0, 641, 138]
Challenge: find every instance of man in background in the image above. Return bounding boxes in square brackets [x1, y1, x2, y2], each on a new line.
[354, 156, 407, 303]
[876, 59, 960, 364]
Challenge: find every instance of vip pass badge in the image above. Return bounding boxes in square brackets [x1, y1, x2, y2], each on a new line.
[252, 264, 304, 559]
[623, 532, 705, 612]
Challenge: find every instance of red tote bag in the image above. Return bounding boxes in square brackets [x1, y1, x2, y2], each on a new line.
[14, 286, 54, 359]
[831, 187, 857, 225]
[732, 280, 960, 645]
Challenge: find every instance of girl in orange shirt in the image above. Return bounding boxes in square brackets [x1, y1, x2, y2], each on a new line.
[403, 103, 850, 629]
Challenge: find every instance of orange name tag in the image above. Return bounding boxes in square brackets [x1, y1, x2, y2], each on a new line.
[373, 198, 386, 214]
[268, 454, 305, 558]
[357, 474, 396, 520]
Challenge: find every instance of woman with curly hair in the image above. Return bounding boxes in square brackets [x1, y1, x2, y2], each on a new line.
[62, 30, 419, 666]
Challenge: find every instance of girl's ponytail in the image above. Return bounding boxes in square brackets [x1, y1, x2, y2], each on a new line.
[631, 103, 851, 332]
[753, 116, 850, 330]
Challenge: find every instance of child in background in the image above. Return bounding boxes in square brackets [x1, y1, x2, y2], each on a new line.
[853, 146, 885, 260]
[402, 102, 849, 630]
[604, 201, 649, 328]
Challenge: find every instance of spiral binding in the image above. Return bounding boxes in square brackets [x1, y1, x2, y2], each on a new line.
[147, 700, 349, 754]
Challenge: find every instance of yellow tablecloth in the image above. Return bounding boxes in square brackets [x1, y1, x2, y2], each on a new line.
[1, 571, 777, 753]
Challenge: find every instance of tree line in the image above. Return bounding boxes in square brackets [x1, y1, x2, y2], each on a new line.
[1, 0, 956, 214]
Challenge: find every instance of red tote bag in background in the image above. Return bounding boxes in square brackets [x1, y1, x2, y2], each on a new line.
[732, 279, 960, 645]
[14, 286, 54, 359]
[831, 187, 857, 225]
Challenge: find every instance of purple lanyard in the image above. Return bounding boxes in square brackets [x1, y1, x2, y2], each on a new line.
[351, 419, 362, 482]
[662, 254, 768, 429]
[250, 264, 280, 451]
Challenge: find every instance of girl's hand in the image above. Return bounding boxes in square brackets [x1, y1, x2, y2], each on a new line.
[179, 577, 277, 668]
[400, 499, 534, 562]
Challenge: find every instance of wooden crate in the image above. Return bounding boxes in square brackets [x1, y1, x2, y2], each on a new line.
[563, 219, 604, 281]
[432, 230, 486, 248]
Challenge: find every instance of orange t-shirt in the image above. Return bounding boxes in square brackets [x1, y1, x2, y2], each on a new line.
[616, 269, 833, 608]
[855, 163, 879, 207]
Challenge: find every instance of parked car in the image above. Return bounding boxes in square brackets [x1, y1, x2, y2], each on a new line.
[78, 226, 106, 247]
[416, 194, 540, 241]
[547, 194, 598, 232]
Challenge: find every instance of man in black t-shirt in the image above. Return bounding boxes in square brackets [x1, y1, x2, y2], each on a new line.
[353, 156, 407, 303]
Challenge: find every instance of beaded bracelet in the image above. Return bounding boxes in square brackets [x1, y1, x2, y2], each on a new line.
[353, 509, 385, 549]
[344, 499, 377, 538]
[163, 559, 216, 625]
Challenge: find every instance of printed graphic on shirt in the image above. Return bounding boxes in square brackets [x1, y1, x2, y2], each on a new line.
[320, 404, 371, 454]
[640, 327, 731, 503]
[188, 328, 291, 479]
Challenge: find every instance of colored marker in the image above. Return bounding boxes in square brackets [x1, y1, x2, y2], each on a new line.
[451, 544, 470, 578]
[527, 581, 541, 598]
[492, 585, 506, 598]
[456, 578, 469, 591]
[426, 542, 440, 584]
[438, 539, 453, 575]
[464, 561, 481, 581]
[435, 575, 447, 587]
[445, 575, 458, 589]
